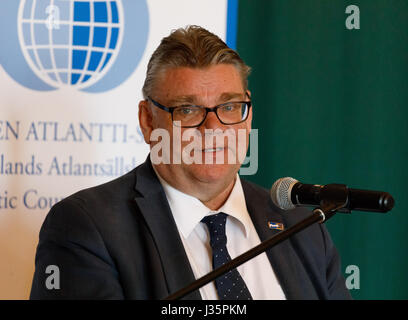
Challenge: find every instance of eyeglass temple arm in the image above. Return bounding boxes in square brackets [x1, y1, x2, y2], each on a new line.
[148, 97, 172, 113]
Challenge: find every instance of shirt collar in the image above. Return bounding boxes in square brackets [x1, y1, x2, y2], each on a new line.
[151, 165, 251, 239]
[217, 176, 251, 239]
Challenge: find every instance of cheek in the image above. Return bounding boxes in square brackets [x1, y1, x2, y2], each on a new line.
[233, 126, 251, 164]
[152, 114, 170, 129]
[246, 109, 253, 131]
[151, 114, 175, 143]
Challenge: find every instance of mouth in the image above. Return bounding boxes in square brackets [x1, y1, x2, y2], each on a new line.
[202, 147, 225, 153]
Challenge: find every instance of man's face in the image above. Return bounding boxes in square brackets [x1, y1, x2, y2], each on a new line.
[139, 64, 252, 197]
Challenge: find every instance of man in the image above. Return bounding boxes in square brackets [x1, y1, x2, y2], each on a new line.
[30, 26, 351, 300]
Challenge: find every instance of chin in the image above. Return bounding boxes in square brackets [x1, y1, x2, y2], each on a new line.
[186, 163, 238, 184]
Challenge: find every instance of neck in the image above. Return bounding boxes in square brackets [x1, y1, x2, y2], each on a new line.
[152, 164, 237, 211]
[200, 177, 236, 210]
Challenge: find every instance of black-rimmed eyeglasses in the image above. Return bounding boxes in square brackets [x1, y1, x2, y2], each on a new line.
[147, 96, 252, 128]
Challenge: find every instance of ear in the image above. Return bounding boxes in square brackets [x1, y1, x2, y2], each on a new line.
[246, 89, 251, 99]
[246, 90, 252, 132]
[138, 99, 153, 144]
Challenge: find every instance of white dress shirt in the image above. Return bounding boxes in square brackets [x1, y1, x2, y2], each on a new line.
[153, 168, 286, 300]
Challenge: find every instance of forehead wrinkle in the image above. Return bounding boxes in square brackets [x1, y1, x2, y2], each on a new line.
[154, 65, 245, 106]
[167, 95, 196, 106]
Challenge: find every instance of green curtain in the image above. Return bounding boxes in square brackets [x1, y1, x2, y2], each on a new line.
[237, 0, 408, 299]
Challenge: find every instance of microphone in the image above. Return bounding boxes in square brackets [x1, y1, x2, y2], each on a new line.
[167, 177, 394, 300]
[271, 177, 394, 213]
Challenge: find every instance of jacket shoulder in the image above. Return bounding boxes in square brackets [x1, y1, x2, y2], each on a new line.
[66, 167, 138, 208]
[41, 166, 141, 239]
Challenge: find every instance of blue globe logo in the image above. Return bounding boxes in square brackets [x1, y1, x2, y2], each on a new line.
[0, 0, 149, 92]
[18, 0, 123, 89]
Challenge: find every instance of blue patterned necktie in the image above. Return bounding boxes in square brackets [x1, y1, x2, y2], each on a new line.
[201, 212, 253, 300]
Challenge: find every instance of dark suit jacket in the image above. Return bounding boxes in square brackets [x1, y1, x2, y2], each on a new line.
[30, 157, 351, 299]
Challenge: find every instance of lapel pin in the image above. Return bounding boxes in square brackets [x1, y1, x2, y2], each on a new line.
[268, 221, 284, 231]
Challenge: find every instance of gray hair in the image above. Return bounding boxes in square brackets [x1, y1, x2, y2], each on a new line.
[142, 25, 251, 99]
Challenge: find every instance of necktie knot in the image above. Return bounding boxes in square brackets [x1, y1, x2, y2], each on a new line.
[201, 213, 228, 248]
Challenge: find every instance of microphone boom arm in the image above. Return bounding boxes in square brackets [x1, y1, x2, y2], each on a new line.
[164, 188, 349, 300]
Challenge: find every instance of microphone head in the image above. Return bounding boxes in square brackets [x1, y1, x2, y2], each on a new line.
[382, 193, 395, 212]
[271, 177, 298, 210]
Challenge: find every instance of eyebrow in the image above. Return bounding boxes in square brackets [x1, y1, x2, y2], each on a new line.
[167, 95, 196, 106]
[167, 92, 246, 106]
[218, 92, 246, 102]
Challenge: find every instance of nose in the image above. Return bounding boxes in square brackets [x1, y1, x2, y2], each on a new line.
[201, 110, 223, 130]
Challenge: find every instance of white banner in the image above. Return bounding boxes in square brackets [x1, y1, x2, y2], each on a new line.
[0, 0, 229, 299]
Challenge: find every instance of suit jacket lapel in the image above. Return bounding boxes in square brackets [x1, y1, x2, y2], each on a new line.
[134, 158, 201, 300]
[241, 179, 319, 300]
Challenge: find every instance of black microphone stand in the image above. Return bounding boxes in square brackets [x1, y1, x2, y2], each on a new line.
[164, 185, 349, 300]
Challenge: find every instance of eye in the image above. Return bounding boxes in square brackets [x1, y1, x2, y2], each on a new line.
[221, 103, 239, 112]
[180, 107, 194, 114]
[174, 106, 201, 116]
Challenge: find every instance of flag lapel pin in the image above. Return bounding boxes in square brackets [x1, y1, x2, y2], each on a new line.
[268, 221, 284, 231]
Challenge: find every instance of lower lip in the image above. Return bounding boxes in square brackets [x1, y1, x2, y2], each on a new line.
[203, 148, 224, 153]
[201, 148, 228, 161]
